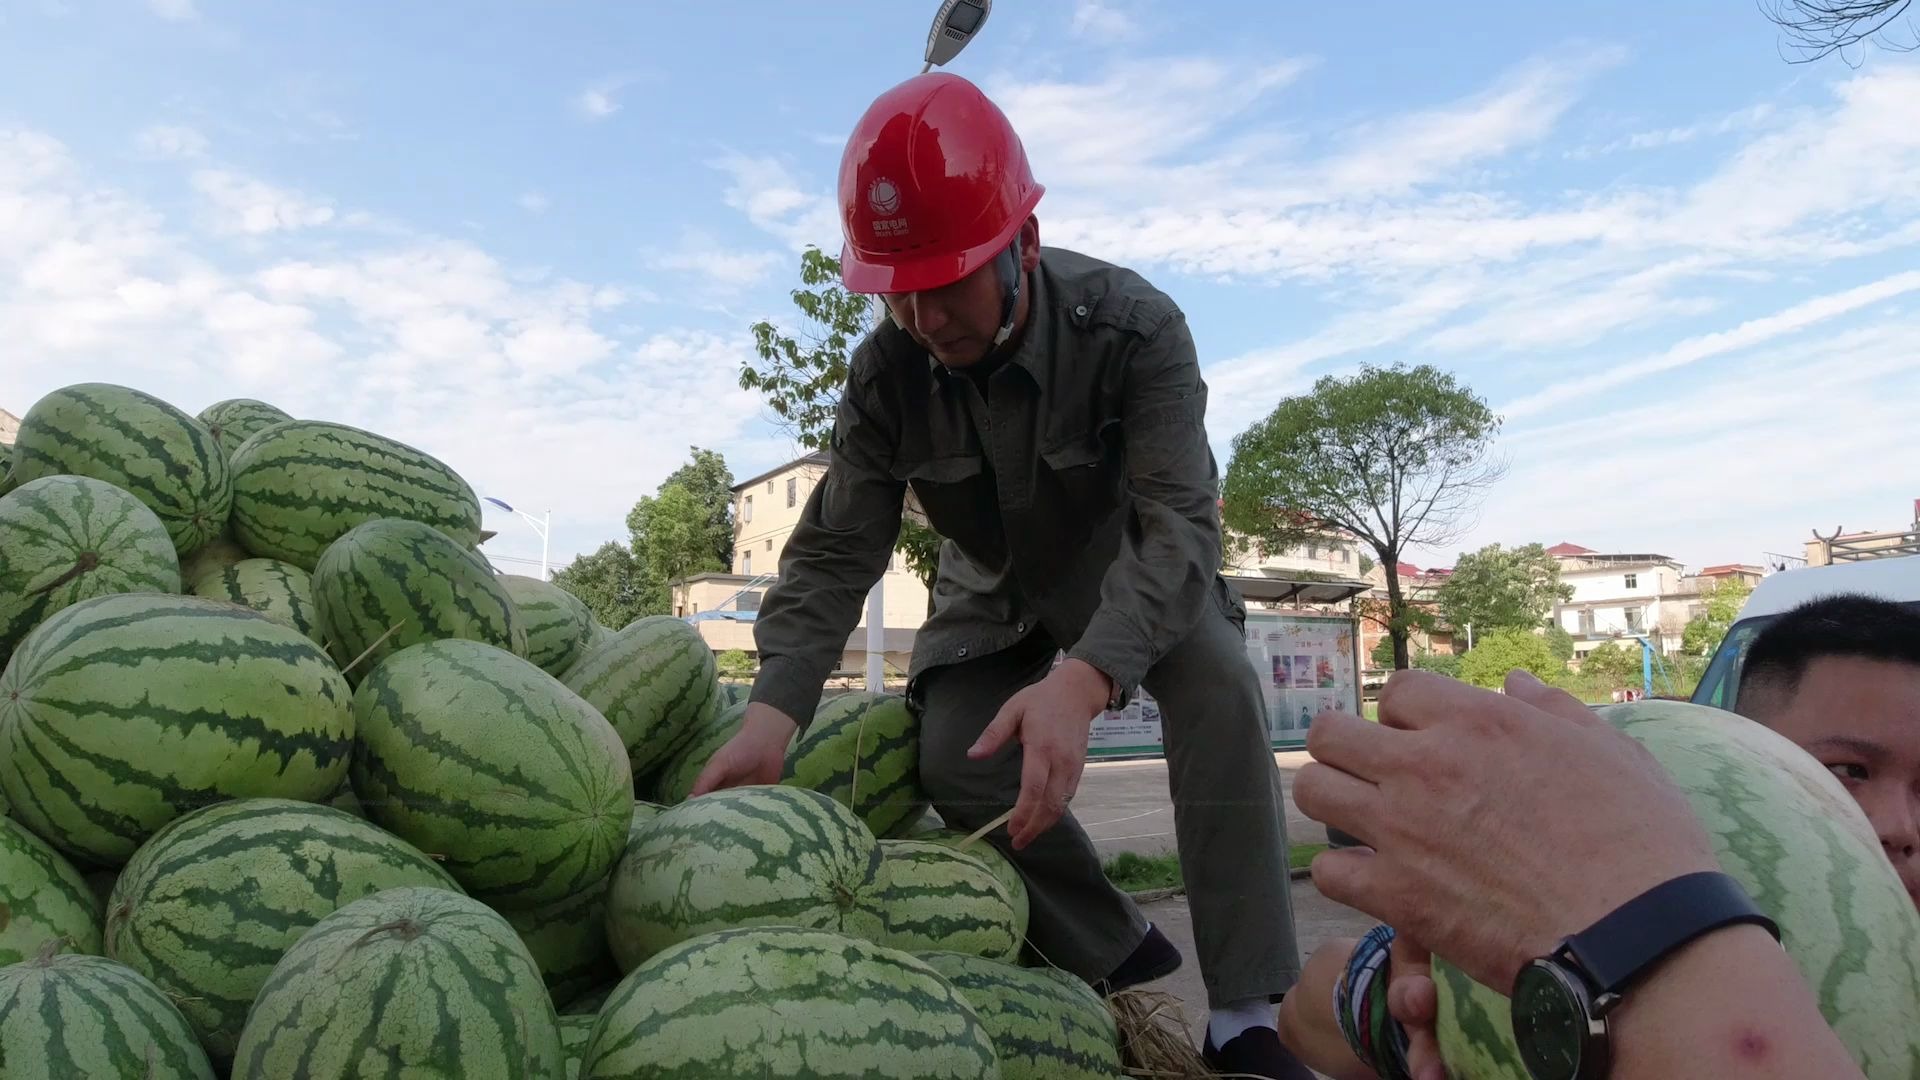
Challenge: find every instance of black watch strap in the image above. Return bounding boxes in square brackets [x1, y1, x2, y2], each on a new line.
[1561, 870, 1781, 994]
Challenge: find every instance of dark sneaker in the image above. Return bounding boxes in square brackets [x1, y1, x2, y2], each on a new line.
[1091, 922, 1184, 996]
[1201, 1025, 1316, 1080]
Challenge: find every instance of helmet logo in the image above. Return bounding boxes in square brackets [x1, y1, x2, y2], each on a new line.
[868, 178, 901, 215]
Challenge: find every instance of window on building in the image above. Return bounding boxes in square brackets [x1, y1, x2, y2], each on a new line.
[1624, 573, 1638, 589]
[765, 539, 772, 551]
[742, 495, 752, 523]
[1340, 548, 1351, 564]
[743, 551, 752, 575]
[1579, 609, 1595, 634]
[766, 480, 774, 493]
[786, 477, 797, 508]
[1307, 542, 1320, 559]
[1625, 606, 1644, 632]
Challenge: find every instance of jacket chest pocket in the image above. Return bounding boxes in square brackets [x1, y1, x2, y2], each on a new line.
[1040, 426, 1122, 522]
[891, 455, 992, 544]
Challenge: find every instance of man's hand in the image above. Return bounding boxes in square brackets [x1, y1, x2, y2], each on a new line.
[969, 659, 1112, 850]
[1386, 934, 1444, 1080]
[689, 703, 798, 798]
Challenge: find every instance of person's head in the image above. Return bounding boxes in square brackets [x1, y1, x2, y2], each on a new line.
[1737, 593, 1920, 906]
[836, 73, 1044, 369]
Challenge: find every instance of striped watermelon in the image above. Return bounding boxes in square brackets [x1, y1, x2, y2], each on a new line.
[783, 691, 928, 838]
[629, 800, 664, 842]
[583, 926, 999, 1079]
[195, 398, 290, 457]
[0, 474, 181, 669]
[187, 557, 319, 643]
[920, 951, 1121, 1080]
[1435, 701, 1920, 1080]
[873, 839, 1021, 961]
[231, 886, 563, 1080]
[0, 815, 102, 964]
[10, 383, 231, 558]
[0, 950, 216, 1080]
[311, 517, 526, 677]
[500, 573, 594, 676]
[501, 878, 618, 1006]
[606, 784, 885, 970]
[176, 530, 249, 592]
[585, 619, 615, 651]
[718, 681, 748, 707]
[561, 1013, 595, 1080]
[650, 700, 747, 804]
[103, 798, 462, 1061]
[0, 593, 353, 865]
[351, 639, 631, 908]
[893, 831, 1030, 953]
[227, 419, 481, 570]
[562, 615, 719, 779]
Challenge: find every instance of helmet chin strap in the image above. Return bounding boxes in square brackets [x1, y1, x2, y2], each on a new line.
[990, 235, 1023, 349]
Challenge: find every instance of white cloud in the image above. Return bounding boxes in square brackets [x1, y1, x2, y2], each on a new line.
[190, 169, 337, 235]
[518, 191, 550, 214]
[648, 231, 782, 289]
[147, 0, 197, 20]
[708, 153, 839, 251]
[1069, 0, 1143, 43]
[135, 124, 209, 160]
[574, 76, 634, 120]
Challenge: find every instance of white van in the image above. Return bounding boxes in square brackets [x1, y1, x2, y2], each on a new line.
[1690, 554, 1920, 711]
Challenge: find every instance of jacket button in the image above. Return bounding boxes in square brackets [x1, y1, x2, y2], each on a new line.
[1016, 622, 1027, 634]
[957, 646, 969, 658]
[1074, 304, 1089, 317]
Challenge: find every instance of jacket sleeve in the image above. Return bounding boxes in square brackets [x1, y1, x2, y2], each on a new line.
[1064, 309, 1224, 695]
[749, 371, 906, 727]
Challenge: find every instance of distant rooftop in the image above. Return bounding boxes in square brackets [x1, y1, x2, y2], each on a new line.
[1546, 542, 1595, 557]
[731, 452, 828, 494]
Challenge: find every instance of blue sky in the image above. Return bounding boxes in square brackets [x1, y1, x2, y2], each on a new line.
[3, 1, 1918, 577]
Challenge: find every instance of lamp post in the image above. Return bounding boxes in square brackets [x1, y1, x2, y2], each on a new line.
[483, 497, 550, 580]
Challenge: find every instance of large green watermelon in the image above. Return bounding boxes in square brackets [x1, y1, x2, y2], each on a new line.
[784, 691, 928, 838]
[187, 556, 320, 643]
[872, 838, 1021, 961]
[500, 573, 594, 676]
[650, 699, 747, 805]
[195, 398, 291, 457]
[10, 383, 231, 558]
[176, 530, 249, 591]
[911, 830, 1031, 948]
[0, 474, 181, 669]
[1435, 700, 1920, 1079]
[0, 951, 216, 1079]
[501, 877, 618, 1007]
[0, 593, 353, 865]
[920, 951, 1122, 1080]
[311, 516, 526, 677]
[0, 816, 102, 964]
[560, 1013, 595, 1080]
[351, 639, 632, 908]
[227, 418, 482, 570]
[231, 886, 563, 1080]
[582, 926, 999, 1079]
[103, 798, 463, 1062]
[606, 785, 885, 970]
[562, 615, 720, 779]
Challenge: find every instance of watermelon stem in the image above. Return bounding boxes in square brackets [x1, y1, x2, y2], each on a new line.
[345, 918, 425, 957]
[29, 551, 100, 595]
[31, 938, 62, 965]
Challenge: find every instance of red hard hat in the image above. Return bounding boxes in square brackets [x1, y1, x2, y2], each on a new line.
[836, 73, 1044, 295]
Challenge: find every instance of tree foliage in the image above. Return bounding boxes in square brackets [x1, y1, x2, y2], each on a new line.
[1457, 629, 1562, 689]
[629, 483, 728, 586]
[552, 542, 649, 630]
[1682, 577, 1753, 657]
[1224, 363, 1505, 670]
[660, 448, 734, 570]
[740, 246, 945, 589]
[1581, 641, 1643, 687]
[1543, 623, 1576, 662]
[1435, 542, 1573, 637]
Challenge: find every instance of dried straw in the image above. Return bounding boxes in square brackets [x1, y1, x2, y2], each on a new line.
[1109, 988, 1212, 1078]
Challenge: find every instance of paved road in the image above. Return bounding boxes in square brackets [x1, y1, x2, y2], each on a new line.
[1074, 750, 1376, 1049]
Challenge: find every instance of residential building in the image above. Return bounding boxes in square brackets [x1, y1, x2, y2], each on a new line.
[0, 408, 18, 445]
[670, 452, 931, 677]
[1803, 500, 1920, 566]
[1548, 544, 1758, 658]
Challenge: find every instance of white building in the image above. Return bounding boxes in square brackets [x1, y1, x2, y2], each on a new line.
[1547, 544, 1765, 659]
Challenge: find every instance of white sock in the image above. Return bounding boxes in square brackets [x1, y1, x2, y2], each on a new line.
[1208, 998, 1276, 1046]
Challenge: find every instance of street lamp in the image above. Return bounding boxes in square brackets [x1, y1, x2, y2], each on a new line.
[483, 497, 551, 580]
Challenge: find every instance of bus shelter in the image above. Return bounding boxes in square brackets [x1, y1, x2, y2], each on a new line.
[1083, 572, 1374, 759]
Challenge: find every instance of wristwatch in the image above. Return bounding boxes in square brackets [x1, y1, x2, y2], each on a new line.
[1509, 870, 1781, 1080]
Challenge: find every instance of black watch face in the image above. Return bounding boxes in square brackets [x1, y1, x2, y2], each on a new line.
[1512, 962, 1589, 1079]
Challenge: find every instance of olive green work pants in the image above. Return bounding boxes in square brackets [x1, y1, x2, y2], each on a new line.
[908, 595, 1304, 1008]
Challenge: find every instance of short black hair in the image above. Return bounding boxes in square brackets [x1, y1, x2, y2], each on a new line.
[1738, 593, 1920, 708]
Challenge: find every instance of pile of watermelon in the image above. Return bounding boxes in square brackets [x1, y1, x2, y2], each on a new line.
[0, 382, 1121, 1079]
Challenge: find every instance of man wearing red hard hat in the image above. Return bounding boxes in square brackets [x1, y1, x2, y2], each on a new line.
[696, 72, 1313, 1078]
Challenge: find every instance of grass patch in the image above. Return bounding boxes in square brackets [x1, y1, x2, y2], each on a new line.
[1102, 843, 1330, 893]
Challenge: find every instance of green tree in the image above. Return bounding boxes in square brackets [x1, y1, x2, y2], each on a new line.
[715, 649, 755, 680]
[1457, 629, 1562, 689]
[629, 482, 728, 587]
[1223, 364, 1505, 670]
[1582, 641, 1643, 687]
[1681, 577, 1753, 657]
[741, 247, 946, 592]
[1413, 650, 1462, 678]
[552, 542, 648, 629]
[660, 448, 735, 571]
[1370, 635, 1395, 668]
[1543, 623, 1576, 662]
[1434, 543, 1573, 637]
